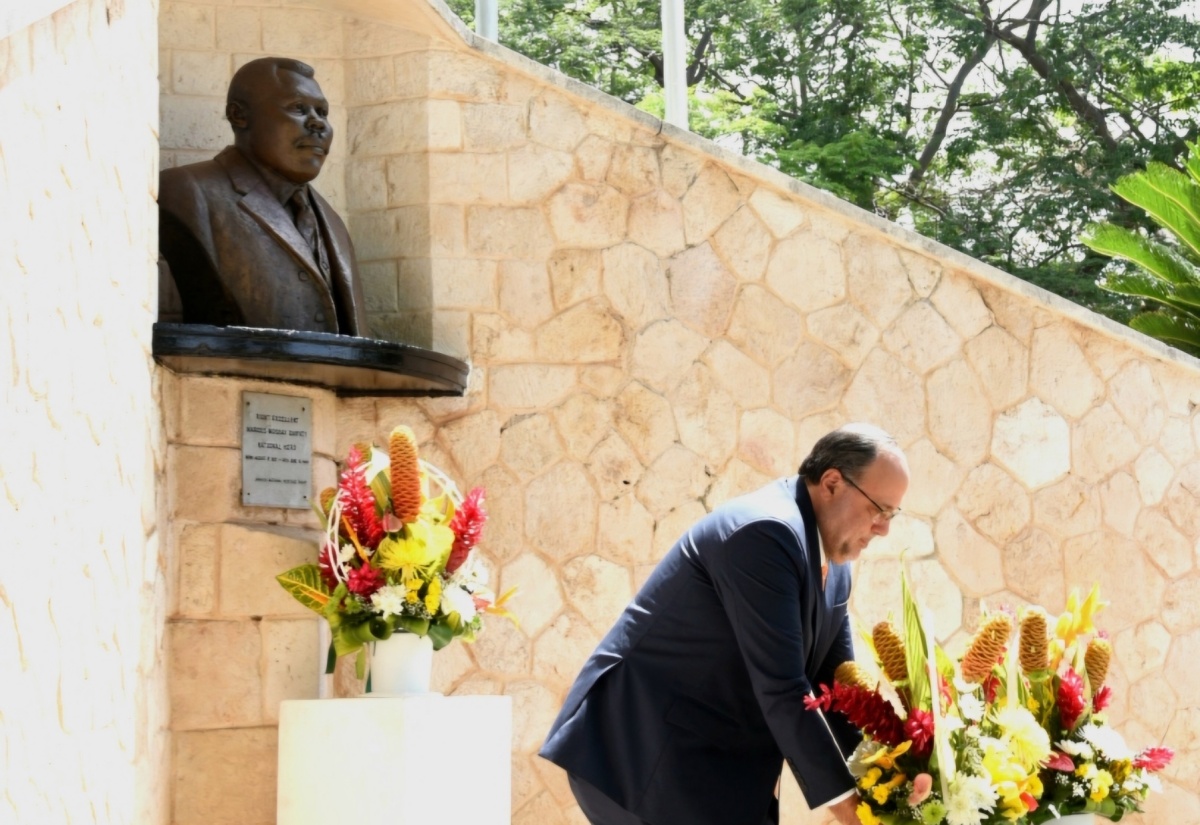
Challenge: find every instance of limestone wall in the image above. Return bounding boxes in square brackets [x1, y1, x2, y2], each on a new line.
[158, 2, 1200, 824]
[1, 0, 168, 823]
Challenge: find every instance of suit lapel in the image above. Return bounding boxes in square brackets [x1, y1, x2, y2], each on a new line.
[794, 482, 827, 656]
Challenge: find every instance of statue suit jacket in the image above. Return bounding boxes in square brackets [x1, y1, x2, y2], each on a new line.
[159, 146, 368, 335]
[540, 477, 861, 825]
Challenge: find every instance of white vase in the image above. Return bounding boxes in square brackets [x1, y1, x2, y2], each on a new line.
[1045, 815, 1094, 824]
[367, 632, 434, 696]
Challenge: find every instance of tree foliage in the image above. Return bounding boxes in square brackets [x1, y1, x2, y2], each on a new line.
[448, 0, 1200, 325]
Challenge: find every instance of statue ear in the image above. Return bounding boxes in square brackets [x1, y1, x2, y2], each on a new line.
[226, 100, 249, 131]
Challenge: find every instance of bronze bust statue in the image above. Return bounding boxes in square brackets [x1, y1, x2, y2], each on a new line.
[159, 57, 368, 335]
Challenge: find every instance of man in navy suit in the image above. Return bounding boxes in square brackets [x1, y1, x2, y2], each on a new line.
[159, 57, 368, 335]
[540, 423, 910, 825]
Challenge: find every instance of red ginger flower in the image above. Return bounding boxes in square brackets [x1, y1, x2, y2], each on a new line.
[338, 446, 385, 550]
[446, 486, 487, 574]
[805, 682, 907, 747]
[1057, 668, 1087, 730]
[1134, 747, 1174, 772]
[905, 708, 935, 760]
[1092, 684, 1113, 713]
[347, 563, 385, 597]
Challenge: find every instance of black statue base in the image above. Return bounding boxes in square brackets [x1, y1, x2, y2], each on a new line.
[152, 324, 469, 396]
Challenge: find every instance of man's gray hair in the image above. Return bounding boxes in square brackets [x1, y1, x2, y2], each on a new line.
[226, 56, 316, 116]
[798, 423, 898, 484]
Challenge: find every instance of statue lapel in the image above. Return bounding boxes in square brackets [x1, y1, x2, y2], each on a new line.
[218, 148, 331, 291]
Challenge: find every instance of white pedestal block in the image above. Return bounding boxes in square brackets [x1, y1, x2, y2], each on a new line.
[278, 695, 512, 825]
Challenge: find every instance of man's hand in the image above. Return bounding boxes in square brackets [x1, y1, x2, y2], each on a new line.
[827, 794, 860, 825]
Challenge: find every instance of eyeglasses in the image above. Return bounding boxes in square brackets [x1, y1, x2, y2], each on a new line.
[840, 472, 901, 523]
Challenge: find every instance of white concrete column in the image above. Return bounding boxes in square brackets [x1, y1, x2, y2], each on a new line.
[475, 0, 498, 41]
[661, 0, 688, 129]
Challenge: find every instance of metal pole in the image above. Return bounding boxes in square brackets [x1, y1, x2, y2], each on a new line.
[476, 0, 498, 41]
[661, 0, 688, 129]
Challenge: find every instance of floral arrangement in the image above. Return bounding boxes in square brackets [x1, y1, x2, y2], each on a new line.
[806, 576, 1172, 825]
[276, 426, 516, 677]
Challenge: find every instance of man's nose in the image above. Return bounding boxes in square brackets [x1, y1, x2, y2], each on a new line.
[872, 518, 890, 537]
[305, 111, 327, 132]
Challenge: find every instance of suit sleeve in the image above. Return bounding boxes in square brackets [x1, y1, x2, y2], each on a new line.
[813, 612, 865, 757]
[703, 520, 858, 808]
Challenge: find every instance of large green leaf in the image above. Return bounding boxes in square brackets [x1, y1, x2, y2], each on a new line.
[1083, 223, 1200, 286]
[1111, 161, 1200, 259]
[1101, 272, 1200, 317]
[900, 571, 930, 712]
[1129, 312, 1200, 356]
[276, 565, 332, 614]
[428, 621, 454, 651]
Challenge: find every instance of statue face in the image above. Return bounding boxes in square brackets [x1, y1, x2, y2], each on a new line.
[241, 69, 332, 184]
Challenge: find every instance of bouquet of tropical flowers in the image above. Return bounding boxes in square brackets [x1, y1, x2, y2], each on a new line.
[276, 425, 516, 677]
[805, 575, 1172, 825]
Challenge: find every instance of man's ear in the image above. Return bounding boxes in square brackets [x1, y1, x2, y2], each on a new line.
[226, 100, 249, 131]
[817, 468, 842, 497]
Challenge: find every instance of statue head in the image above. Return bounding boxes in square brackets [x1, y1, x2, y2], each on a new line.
[226, 57, 331, 184]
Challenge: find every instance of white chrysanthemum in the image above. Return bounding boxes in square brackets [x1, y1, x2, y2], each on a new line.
[1058, 738, 1095, 760]
[1079, 723, 1133, 761]
[338, 542, 357, 563]
[441, 584, 478, 622]
[995, 705, 1052, 769]
[958, 692, 986, 722]
[370, 584, 408, 616]
[944, 774, 997, 825]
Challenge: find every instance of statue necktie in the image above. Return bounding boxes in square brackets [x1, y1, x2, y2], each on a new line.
[289, 189, 329, 282]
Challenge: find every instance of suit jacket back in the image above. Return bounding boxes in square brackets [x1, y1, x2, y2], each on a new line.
[540, 477, 861, 825]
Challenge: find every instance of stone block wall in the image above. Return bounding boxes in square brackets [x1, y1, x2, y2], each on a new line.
[163, 375, 341, 825]
[1, 0, 167, 823]
[158, 2, 1200, 824]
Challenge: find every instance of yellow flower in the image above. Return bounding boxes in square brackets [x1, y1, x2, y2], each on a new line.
[982, 738, 1041, 819]
[425, 576, 442, 613]
[862, 740, 912, 770]
[856, 802, 884, 825]
[859, 767, 883, 790]
[995, 706, 1052, 771]
[1055, 585, 1107, 649]
[374, 520, 454, 576]
[871, 772, 907, 804]
[1089, 769, 1114, 802]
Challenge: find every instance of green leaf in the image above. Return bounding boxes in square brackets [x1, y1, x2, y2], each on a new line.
[397, 616, 430, 637]
[275, 565, 332, 614]
[1083, 223, 1200, 286]
[428, 621, 454, 651]
[1129, 312, 1200, 356]
[901, 570, 931, 712]
[1101, 272, 1200, 317]
[1111, 161, 1200, 260]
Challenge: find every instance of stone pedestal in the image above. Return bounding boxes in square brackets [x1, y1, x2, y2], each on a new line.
[277, 695, 512, 825]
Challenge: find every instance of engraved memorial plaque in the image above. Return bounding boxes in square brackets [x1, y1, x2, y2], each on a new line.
[241, 391, 313, 509]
